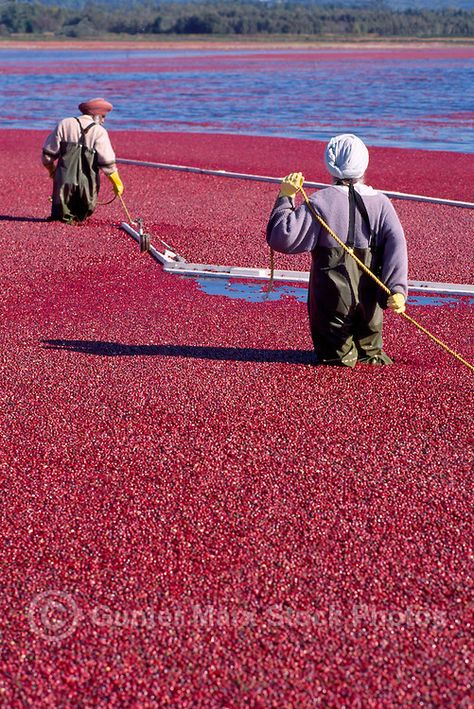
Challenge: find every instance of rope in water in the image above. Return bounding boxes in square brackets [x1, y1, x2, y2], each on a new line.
[296, 184, 473, 372]
[266, 247, 275, 295]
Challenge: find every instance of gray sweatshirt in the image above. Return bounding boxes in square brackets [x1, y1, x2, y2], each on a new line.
[267, 183, 408, 297]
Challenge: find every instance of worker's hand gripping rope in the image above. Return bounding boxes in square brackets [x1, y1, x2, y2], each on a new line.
[108, 171, 124, 197]
[387, 292, 406, 314]
[279, 172, 305, 198]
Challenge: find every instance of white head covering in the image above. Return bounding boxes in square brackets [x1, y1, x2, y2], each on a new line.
[324, 133, 369, 180]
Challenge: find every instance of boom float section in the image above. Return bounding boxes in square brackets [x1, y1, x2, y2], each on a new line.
[117, 158, 474, 210]
[120, 223, 474, 296]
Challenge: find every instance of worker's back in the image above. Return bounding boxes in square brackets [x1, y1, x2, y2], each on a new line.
[43, 115, 116, 174]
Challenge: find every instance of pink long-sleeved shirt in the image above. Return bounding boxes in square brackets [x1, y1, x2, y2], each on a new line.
[42, 115, 117, 176]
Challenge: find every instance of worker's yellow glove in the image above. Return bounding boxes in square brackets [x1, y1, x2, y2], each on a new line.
[387, 292, 406, 314]
[108, 171, 124, 197]
[279, 172, 304, 198]
[45, 163, 55, 179]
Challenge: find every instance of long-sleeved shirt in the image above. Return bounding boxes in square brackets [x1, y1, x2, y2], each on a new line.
[267, 183, 408, 297]
[42, 115, 117, 176]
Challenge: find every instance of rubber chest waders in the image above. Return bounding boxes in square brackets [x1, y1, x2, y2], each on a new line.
[51, 118, 99, 223]
[308, 184, 391, 367]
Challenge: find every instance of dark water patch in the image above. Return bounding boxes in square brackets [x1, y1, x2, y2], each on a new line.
[194, 276, 474, 306]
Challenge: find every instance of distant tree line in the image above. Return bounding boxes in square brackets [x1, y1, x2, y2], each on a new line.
[1, 1, 473, 37]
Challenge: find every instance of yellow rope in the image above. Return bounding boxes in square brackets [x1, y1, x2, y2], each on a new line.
[299, 185, 474, 373]
[266, 247, 275, 294]
[118, 194, 134, 224]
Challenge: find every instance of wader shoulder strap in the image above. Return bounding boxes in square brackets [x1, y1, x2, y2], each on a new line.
[74, 117, 96, 145]
[347, 183, 356, 247]
[348, 183, 376, 249]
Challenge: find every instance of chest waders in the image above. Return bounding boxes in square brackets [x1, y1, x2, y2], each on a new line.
[308, 184, 392, 368]
[51, 118, 99, 224]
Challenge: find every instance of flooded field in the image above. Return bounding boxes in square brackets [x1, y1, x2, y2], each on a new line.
[0, 42, 473, 708]
[1, 44, 473, 151]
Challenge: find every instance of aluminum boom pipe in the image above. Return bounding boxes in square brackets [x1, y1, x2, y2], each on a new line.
[117, 158, 474, 210]
[121, 223, 474, 296]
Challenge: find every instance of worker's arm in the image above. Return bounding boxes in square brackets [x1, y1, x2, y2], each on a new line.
[42, 121, 62, 175]
[266, 173, 318, 254]
[92, 126, 124, 195]
[379, 197, 408, 308]
[93, 125, 118, 176]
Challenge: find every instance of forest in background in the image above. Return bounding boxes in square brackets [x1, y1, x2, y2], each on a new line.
[1, 1, 473, 38]
[5, 0, 474, 9]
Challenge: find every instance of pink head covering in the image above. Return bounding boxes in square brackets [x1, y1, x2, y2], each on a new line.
[78, 97, 113, 117]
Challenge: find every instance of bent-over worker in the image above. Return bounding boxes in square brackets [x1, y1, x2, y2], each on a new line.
[42, 97, 124, 223]
[267, 133, 408, 367]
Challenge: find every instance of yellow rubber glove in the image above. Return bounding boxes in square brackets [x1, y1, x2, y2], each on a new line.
[45, 163, 55, 179]
[387, 292, 406, 314]
[279, 172, 304, 198]
[108, 171, 124, 197]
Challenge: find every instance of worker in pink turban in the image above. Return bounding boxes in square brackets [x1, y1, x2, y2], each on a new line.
[41, 98, 124, 223]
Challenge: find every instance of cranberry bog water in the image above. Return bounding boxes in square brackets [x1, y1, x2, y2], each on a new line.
[0, 44, 473, 707]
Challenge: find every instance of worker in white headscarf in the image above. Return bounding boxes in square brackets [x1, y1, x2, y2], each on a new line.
[42, 97, 124, 223]
[267, 133, 408, 367]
